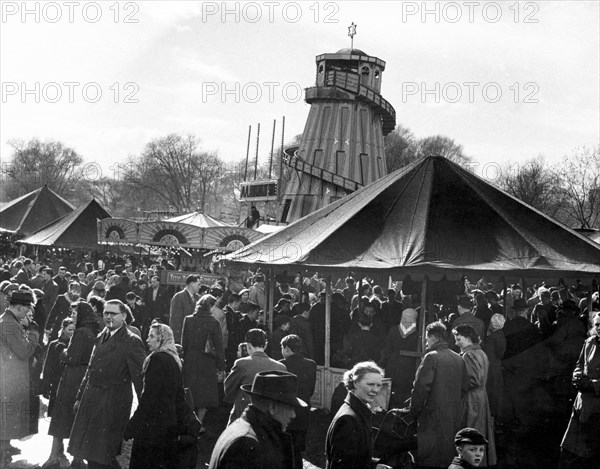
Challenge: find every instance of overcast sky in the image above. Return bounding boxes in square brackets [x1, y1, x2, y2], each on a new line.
[1, 1, 598, 180]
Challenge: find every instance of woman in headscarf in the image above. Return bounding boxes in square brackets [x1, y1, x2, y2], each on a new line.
[125, 323, 188, 469]
[381, 308, 420, 408]
[483, 313, 506, 423]
[43, 301, 100, 469]
[181, 294, 225, 430]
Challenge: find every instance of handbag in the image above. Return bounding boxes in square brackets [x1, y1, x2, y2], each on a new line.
[203, 332, 218, 358]
[373, 408, 417, 461]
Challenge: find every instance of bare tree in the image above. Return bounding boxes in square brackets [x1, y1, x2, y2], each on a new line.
[556, 146, 600, 229]
[497, 155, 563, 218]
[416, 135, 472, 166]
[385, 126, 472, 172]
[124, 134, 224, 213]
[385, 125, 418, 172]
[3, 138, 84, 198]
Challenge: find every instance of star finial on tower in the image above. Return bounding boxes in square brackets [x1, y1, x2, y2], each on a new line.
[348, 22, 357, 50]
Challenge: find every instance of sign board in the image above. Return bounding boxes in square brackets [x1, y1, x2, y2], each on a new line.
[160, 270, 223, 286]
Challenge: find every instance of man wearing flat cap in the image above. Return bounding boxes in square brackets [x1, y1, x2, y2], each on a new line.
[0, 290, 39, 464]
[209, 370, 306, 469]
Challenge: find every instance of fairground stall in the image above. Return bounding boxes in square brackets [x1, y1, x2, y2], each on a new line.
[97, 212, 264, 276]
[225, 155, 600, 410]
[16, 199, 112, 268]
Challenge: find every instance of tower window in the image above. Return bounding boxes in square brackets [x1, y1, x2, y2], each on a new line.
[361, 66, 370, 76]
[318, 64, 324, 74]
[374, 69, 380, 79]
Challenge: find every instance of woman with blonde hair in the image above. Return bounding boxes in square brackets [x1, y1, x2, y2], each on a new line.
[326, 361, 385, 469]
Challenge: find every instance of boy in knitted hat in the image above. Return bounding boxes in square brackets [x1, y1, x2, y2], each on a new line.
[448, 427, 488, 468]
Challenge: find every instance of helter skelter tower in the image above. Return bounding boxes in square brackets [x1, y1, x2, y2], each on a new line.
[279, 24, 396, 223]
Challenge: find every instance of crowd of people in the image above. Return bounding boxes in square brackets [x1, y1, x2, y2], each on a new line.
[1, 253, 599, 468]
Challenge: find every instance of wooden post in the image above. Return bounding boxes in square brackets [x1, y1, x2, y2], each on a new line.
[325, 275, 332, 368]
[268, 269, 274, 335]
[502, 276, 507, 316]
[418, 276, 429, 353]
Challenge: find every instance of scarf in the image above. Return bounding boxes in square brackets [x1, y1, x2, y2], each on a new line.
[399, 308, 418, 338]
[143, 323, 182, 373]
[488, 313, 506, 335]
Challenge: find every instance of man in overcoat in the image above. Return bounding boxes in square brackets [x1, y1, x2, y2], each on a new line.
[169, 274, 199, 343]
[42, 268, 59, 313]
[280, 334, 317, 468]
[408, 321, 468, 469]
[224, 328, 286, 425]
[559, 312, 600, 468]
[144, 275, 170, 323]
[209, 370, 306, 469]
[0, 291, 39, 464]
[68, 299, 146, 469]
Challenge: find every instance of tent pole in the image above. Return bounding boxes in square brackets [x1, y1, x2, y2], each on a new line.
[268, 269, 274, 336]
[325, 275, 331, 368]
[502, 276, 507, 316]
[419, 276, 429, 353]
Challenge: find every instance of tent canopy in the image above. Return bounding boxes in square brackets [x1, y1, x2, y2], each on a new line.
[0, 185, 75, 236]
[164, 211, 230, 228]
[18, 199, 111, 249]
[226, 156, 600, 280]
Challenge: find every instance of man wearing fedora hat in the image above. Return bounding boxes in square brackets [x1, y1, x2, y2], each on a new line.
[0, 290, 39, 465]
[209, 370, 306, 469]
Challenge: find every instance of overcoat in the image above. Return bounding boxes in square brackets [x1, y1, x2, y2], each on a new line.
[208, 405, 296, 469]
[169, 289, 198, 344]
[561, 335, 600, 459]
[280, 352, 317, 434]
[126, 352, 187, 469]
[461, 344, 497, 466]
[326, 392, 375, 469]
[49, 323, 98, 438]
[67, 326, 145, 465]
[408, 340, 468, 468]
[0, 309, 39, 440]
[381, 326, 419, 408]
[40, 335, 69, 416]
[182, 309, 225, 409]
[224, 350, 286, 425]
[42, 279, 59, 313]
[483, 329, 506, 419]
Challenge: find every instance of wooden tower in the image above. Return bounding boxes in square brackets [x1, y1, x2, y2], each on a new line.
[279, 46, 396, 223]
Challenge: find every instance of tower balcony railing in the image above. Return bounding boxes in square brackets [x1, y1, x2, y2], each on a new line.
[305, 70, 396, 135]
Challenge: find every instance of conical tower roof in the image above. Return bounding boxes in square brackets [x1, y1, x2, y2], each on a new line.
[228, 156, 600, 280]
[0, 186, 75, 236]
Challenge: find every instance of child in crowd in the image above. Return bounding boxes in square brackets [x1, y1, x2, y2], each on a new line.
[448, 428, 488, 468]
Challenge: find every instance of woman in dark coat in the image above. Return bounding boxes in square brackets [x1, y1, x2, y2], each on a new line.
[381, 308, 419, 408]
[453, 324, 497, 467]
[43, 301, 99, 469]
[40, 317, 75, 417]
[125, 323, 188, 469]
[182, 294, 225, 427]
[326, 361, 385, 469]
